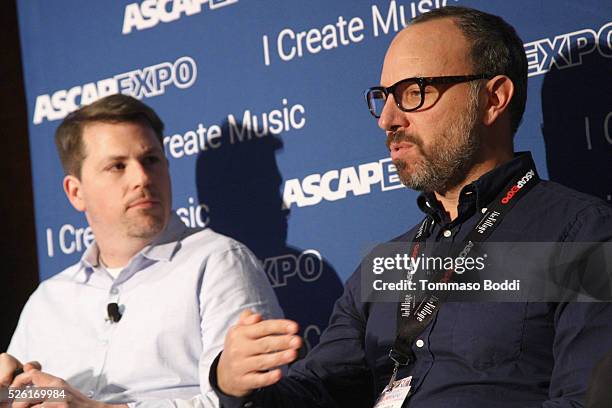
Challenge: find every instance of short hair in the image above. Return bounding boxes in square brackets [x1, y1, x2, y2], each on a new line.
[412, 6, 528, 134]
[54, 94, 165, 177]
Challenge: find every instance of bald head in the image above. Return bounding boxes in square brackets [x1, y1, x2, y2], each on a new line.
[404, 6, 528, 134]
[381, 18, 474, 88]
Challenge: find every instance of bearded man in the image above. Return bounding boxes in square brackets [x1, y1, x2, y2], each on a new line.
[209, 6, 612, 408]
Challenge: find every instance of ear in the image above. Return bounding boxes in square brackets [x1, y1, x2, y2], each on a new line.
[63, 175, 86, 212]
[482, 75, 514, 127]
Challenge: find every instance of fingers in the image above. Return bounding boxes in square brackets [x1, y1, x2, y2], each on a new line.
[240, 319, 299, 340]
[11, 396, 43, 408]
[0, 353, 22, 387]
[221, 341, 301, 375]
[217, 317, 302, 397]
[10, 370, 34, 388]
[0, 354, 42, 389]
[241, 347, 300, 373]
[238, 368, 284, 391]
[9, 371, 67, 408]
[11, 369, 61, 388]
[224, 321, 301, 361]
[0, 355, 27, 408]
[20, 370, 63, 388]
[237, 310, 300, 339]
[252, 332, 302, 355]
[14, 399, 65, 408]
[23, 362, 42, 372]
[9, 375, 38, 408]
[238, 309, 261, 325]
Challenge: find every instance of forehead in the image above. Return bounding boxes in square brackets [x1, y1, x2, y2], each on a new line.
[81, 121, 161, 158]
[380, 18, 473, 86]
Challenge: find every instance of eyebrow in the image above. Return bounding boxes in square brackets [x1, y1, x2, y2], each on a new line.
[104, 155, 128, 162]
[104, 148, 163, 161]
[140, 147, 164, 156]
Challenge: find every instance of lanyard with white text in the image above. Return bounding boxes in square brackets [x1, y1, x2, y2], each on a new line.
[386, 164, 540, 387]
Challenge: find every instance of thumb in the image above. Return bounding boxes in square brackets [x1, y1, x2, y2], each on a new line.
[238, 309, 262, 325]
[23, 362, 41, 372]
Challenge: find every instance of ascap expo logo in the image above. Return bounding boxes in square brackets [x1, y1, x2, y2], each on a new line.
[32, 56, 197, 125]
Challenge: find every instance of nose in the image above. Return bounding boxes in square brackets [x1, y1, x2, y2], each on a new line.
[377, 93, 409, 133]
[130, 161, 152, 189]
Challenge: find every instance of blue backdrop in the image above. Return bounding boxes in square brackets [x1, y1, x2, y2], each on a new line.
[17, 0, 612, 350]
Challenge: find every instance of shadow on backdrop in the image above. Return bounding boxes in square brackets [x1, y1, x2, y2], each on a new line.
[195, 120, 343, 351]
[541, 39, 612, 203]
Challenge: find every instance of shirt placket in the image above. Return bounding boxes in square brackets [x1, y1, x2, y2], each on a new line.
[88, 270, 123, 399]
[407, 219, 461, 395]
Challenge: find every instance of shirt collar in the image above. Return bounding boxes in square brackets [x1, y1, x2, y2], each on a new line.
[141, 213, 188, 261]
[73, 213, 188, 282]
[417, 152, 539, 222]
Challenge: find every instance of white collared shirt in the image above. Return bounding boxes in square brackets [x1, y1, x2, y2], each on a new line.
[8, 214, 283, 408]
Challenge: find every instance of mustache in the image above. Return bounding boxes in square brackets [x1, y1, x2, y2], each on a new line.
[125, 189, 160, 208]
[385, 129, 423, 150]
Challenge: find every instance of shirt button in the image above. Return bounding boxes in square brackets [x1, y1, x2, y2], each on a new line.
[110, 288, 119, 295]
[243, 402, 254, 408]
[416, 339, 425, 348]
[481, 207, 488, 213]
[443, 230, 452, 238]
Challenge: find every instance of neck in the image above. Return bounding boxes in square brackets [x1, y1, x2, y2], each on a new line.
[97, 238, 152, 268]
[434, 151, 514, 221]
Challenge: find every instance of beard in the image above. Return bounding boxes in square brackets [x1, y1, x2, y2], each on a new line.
[390, 85, 482, 192]
[123, 208, 167, 239]
[122, 188, 169, 240]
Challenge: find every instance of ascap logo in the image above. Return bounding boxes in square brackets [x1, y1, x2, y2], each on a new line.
[456, 240, 474, 260]
[501, 170, 535, 204]
[123, 0, 239, 34]
[282, 158, 404, 209]
[524, 22, 612, 77]
[33, 56, 197, 125]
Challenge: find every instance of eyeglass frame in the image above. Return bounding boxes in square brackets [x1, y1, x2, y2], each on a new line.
[365, 74, 494, 118]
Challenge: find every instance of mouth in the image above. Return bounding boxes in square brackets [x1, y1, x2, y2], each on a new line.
[127, 197, 161, 210]
[389, 141, 416, 161]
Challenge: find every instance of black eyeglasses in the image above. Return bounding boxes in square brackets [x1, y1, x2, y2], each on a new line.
[365, 74, 493, 118]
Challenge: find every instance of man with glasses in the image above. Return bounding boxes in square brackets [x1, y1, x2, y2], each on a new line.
[209, 6, 612, 408]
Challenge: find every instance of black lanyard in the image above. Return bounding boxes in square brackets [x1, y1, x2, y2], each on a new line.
[387, 164, 540, 385]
